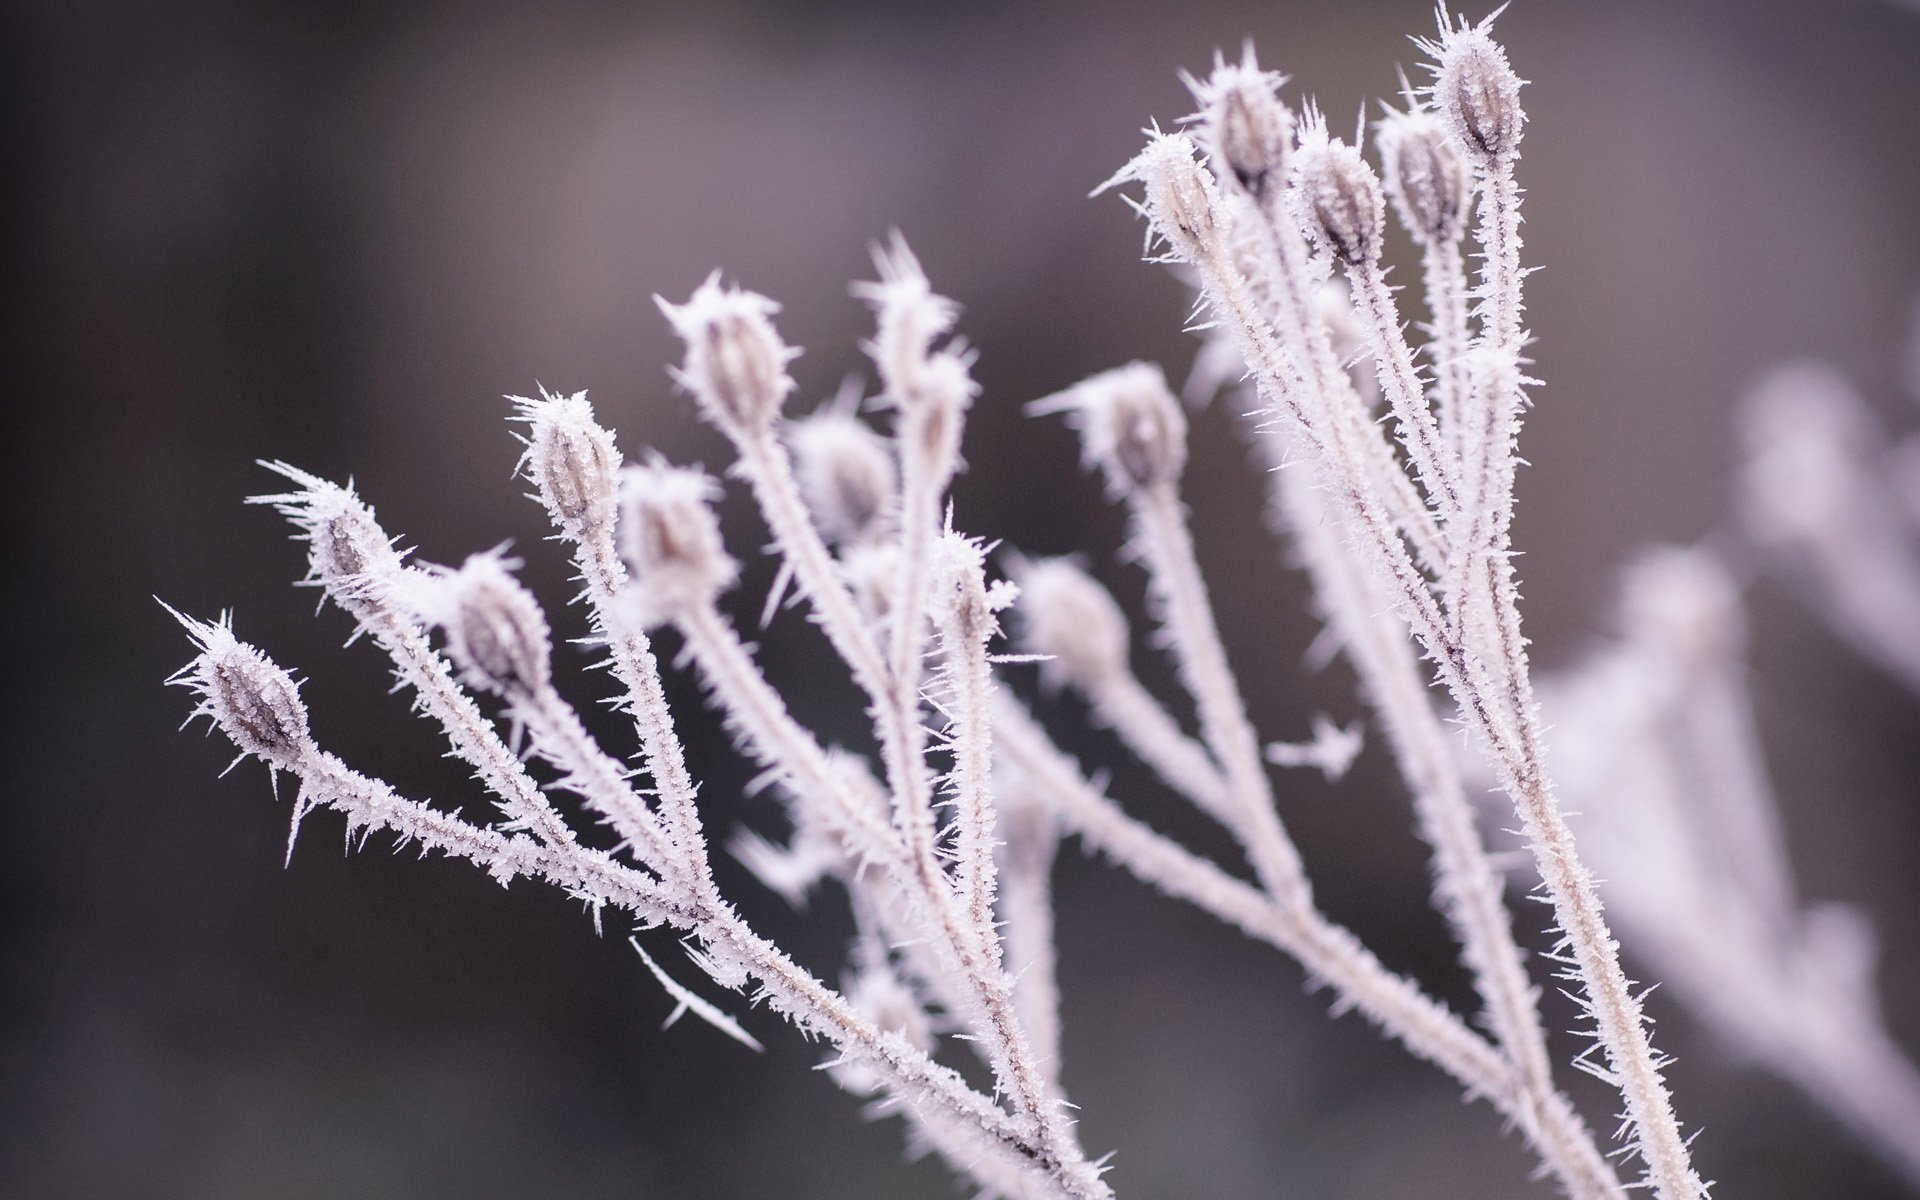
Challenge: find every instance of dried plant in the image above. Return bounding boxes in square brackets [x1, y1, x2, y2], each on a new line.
[167, 10, 1919, 1198]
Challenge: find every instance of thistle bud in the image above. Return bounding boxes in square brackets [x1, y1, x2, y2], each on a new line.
[1185, 50, 1293, 201]
[617, 462, 738, 624]
[658, 274, 798, 437]
[421, 554, 553, 698]
[1009, 557, 1129, 690]
[1288, 114, 1385, 268]
[1376, 108, 1469, 245]
[171, 613, 316, 772]
[930, 533, 1011, 649]
[1426, 20, 1524, 164]
[514, 391, 621, 540]
[1099, 132, 1222, 265]
[256, 464, 406, 597]
[1033, 361, 1188, 495]
[788, 407, 897, 547]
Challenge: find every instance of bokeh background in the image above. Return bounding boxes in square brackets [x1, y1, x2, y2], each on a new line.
[7, 0, 1920, 1196]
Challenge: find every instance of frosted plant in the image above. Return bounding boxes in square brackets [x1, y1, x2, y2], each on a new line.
[1536, 546, 1920, 1188]
[160, 11, 1871, 1197]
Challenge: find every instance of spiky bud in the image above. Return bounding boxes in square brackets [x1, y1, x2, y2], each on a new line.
[789, 408, 897, 546]
[255, 464, 407, 599]
[513, 391, 621, 541]
[658, 274, 798, 437]
[618, 462, 738, 624]
[1288, 115, 1385, 268]
[1426, 19, 1524, 164]
[1009, 558, 1129, 691]
[1376, 108, 1470, 245]
[930, 533, 1012, 650]
[172, 613, 315, 772]
[1034, 361, 1188, 496]
[1100, 132, 1223, 266]
[420, 554, 553, 698]
[1185, 50, 1294, 201]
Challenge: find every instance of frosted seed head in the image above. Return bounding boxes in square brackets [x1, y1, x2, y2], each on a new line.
[658, 274, 798, 437]
[512, 390, 622, 540]
[415, 553, 553, 698]
[1424, 17, 1525, 164]
[1376, 107, 1469, 245]
[854, 233, 961, 388]
[617, 461, 738, 624]
[254, 464, 406, 598]
[1099, 131, 1222, 265]
[788, 406, 898, 547]
[1008, 557, 1130, 691]
[171, 612, 315, 771]
[1034, 361, 1188, 496]
[1287, 111, 1385, 268]
[930, 533, 1013, 649]
[1184, 48, 1294, 201]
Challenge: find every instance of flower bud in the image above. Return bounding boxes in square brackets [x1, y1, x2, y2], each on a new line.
[1376, 108, 1469, 245]
[789, 407, 897, 547]
[1009, 557, 1129, 690]
[658, 273, 798, 437]
[514, 391, 620, 540]
[1288, 114, 1385, 268]
[257, 464, 406, 596]
[1185, 50, 1293, 201]
[930, 533, 1011, 650]
[617, 462, 738, 624]
[1034, 361, 1188, 495]
[172, 613, 315, 771]
[1426, 19, 1524, 164]
[1099, 132, 1222, 265]
[424, 554, 553, 698]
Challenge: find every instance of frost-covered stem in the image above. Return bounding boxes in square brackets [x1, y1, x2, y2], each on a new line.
[255, 469, 577, 851]
[995, 788, 1064, 1095]
[930, 541, 1005, 944]
[1429, 23, 1702, 1183]
[996, 691, 1616, 1199]
[1239, 181, 1448, 574]
[1130, 481, 1310, 913]
[733, 429, 892, 697]
[1346, 255, 1458, 518]
[1421, 234, 1474, 477]
[510, 682, 685, 877]
[672, 600, 905, 869]
[1080, 668, 1235, 826]
[301, 750, 677, 921]
[1264, 440, 1612, 1199]
[516, 395, 716, 896]
[730, 426, 1061, 1147]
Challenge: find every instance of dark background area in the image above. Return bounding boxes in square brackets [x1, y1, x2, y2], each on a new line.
[6, 0, 1920, 1196]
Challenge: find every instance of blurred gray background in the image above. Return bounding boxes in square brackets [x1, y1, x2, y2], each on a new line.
[6, 0, 1920, 1196]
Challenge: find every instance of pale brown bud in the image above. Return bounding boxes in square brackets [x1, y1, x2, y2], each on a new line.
[788, 407, 897, 547]
[1034, 362, 1188, 496]
[658, 273, 798, 436]
[1009, 558, 1129, 691]
[1288, 118, 1385, 268]
[1186, 51, 1294, 201]
[1376, 108, 1469, 245]
[514, 391, 621, 540]
[1100, 133, 1223, 266]
[1428, 22, 1524, 164]
[432, 554, 553, 698]
[172, 613, 316, 772]
[618, 462, 738, 624]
